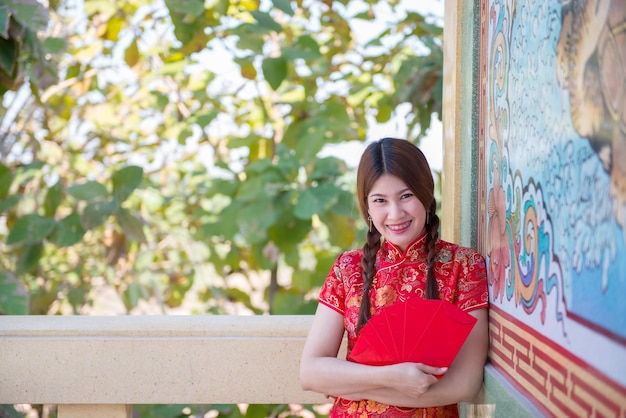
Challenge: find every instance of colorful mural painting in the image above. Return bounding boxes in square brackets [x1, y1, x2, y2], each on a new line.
[479, 0, 626, 415]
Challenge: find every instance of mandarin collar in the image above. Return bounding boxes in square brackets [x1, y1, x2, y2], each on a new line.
[380, 230, 429, 264]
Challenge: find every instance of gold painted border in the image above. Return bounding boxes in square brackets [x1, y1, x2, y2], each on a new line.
[489, 307, 626, 416]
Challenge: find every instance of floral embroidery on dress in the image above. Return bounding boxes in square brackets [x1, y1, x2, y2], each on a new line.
[374, 285, 397, 308]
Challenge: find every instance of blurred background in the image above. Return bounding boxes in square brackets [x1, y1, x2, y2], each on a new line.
[0, 0, 444, 416]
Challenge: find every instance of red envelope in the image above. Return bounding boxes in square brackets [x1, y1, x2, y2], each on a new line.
[348, 298, 477, 369]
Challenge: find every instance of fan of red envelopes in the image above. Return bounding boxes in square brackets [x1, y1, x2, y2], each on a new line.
[348, 298, 477, 369]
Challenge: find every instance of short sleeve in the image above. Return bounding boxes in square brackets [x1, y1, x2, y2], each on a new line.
[318, 258, 347, 315]
[455, 249, 489, 312]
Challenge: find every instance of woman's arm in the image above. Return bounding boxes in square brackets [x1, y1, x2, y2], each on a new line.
[339, 307, 489, 407]
[299, 304, 446, 399]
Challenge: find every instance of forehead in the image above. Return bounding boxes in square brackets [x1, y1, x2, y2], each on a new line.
[368, 174, 410, 195]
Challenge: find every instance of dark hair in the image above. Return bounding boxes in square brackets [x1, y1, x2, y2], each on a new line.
[355, 137, 440, 332]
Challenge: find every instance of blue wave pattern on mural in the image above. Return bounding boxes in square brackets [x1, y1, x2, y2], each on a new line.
[485, 0, 626, 342]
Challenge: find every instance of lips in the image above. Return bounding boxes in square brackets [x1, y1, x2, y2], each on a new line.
[387, 220, 412, 232]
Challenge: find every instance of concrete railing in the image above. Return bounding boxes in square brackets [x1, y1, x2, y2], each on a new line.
[0, 315, 339, 418]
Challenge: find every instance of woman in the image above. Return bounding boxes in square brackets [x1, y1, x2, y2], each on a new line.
[300, 137, 489, 417]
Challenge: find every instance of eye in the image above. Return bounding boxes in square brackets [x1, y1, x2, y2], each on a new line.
[401, 193, 414, 199]
[372, 197, 386, 204]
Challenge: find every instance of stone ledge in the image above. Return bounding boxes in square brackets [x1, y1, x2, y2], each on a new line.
[0, 315, 332, 405]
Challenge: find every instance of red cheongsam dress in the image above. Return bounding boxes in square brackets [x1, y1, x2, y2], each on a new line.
[318, 231, 489, 417]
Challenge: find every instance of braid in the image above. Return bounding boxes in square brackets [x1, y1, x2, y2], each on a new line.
[356, 229, 381, 333]
[425, 200, 440, 299]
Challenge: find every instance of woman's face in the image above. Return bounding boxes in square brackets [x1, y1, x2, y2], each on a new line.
[367, 174, 427, 252]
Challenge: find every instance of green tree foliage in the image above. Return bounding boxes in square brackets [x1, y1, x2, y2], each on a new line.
[0, 0, 443, 318]
[1, 0, 443, 415]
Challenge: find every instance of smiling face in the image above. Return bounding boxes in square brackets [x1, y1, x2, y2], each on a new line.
[367, 174, 427, 252]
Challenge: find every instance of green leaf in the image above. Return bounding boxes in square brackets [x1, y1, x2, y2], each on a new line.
[209, 0, 229, 15]
[232, 163, 279, 198]
[48, 213, 85, 247]
[124, 37, 140, 67]
[0, 272, 28, 315]
[321, 211, 356, 249]
[16, 242, 43, 274]
[0, 404, 25, 418]
[67, 286, 86, 311]
[375, 101, 393, 123]
[291, 269, 315, 293]
[0, 6, 9, 39]
[261, 56, 287, 90]
[12, 161, 43, 186]
[223, 246, 244, 273]
[268, 214, 311, 254]
[0, 194, 20, 213]
[197, 203, 242, 241]
[235, 56, 258, 80]
[44, 180, 63, 217]
[0, 163, 10, 198]
[223, 287, 262, 314]
[5, 0, 48, 33]
[315, 250, 339, 279]
[228, 133, 264, 149]
[164, 0, 205, 17]
[67, 181, 109, 200]
[319, 101, 351, 128]
[164, 0, 212, 54]
[188, 109, 219, 127]
[238, 197, 279, 244]
[104, 15, 125, 41]
[294, 188, 321, 220]
[0, 37, 17, 82]
[29, 285, 57, 314]
[271, 0, 293, 16]
[81, 200, 117, 229]
[164, 271, 193, 308]
[245, 404, 269, 418]
[112, 165, 143, 202]
[160, 59, 186, 76]
[272, 288, 309, 314]
[123, 281, 145, 310]
[208, 177, 238, 198]
[274, 144, 300, 180]
[232, 23, 266, 52]
[250, 10, 282, 33]
[294, 183, 342, 220]
[284, 111, 347, 165]
[282, 35, 322, 61]
[42, 36, 66, 53]
[310, 156, 345, 181]
[116, 208, 146, 243]
[6, 214, 55, 245]
[331, 188, 357, 217]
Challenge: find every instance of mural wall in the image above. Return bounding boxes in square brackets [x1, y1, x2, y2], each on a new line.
[478, 0, 626, 415]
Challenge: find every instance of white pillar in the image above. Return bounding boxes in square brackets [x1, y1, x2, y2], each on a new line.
[57, 404, 130, 418]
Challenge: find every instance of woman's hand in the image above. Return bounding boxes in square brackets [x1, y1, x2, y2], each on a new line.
[338, 362, 446, 404]
[388, 362, 447, 397]
[338, 362, 446, 403]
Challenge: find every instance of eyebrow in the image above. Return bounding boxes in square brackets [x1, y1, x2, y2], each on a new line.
[369, 188, 411, 198]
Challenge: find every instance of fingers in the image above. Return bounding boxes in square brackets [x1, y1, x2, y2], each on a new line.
[390, 363, 443, 396]
[416, 364, 448, 377]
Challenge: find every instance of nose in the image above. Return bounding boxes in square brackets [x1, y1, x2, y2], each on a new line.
[388, 201, 404, 219]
